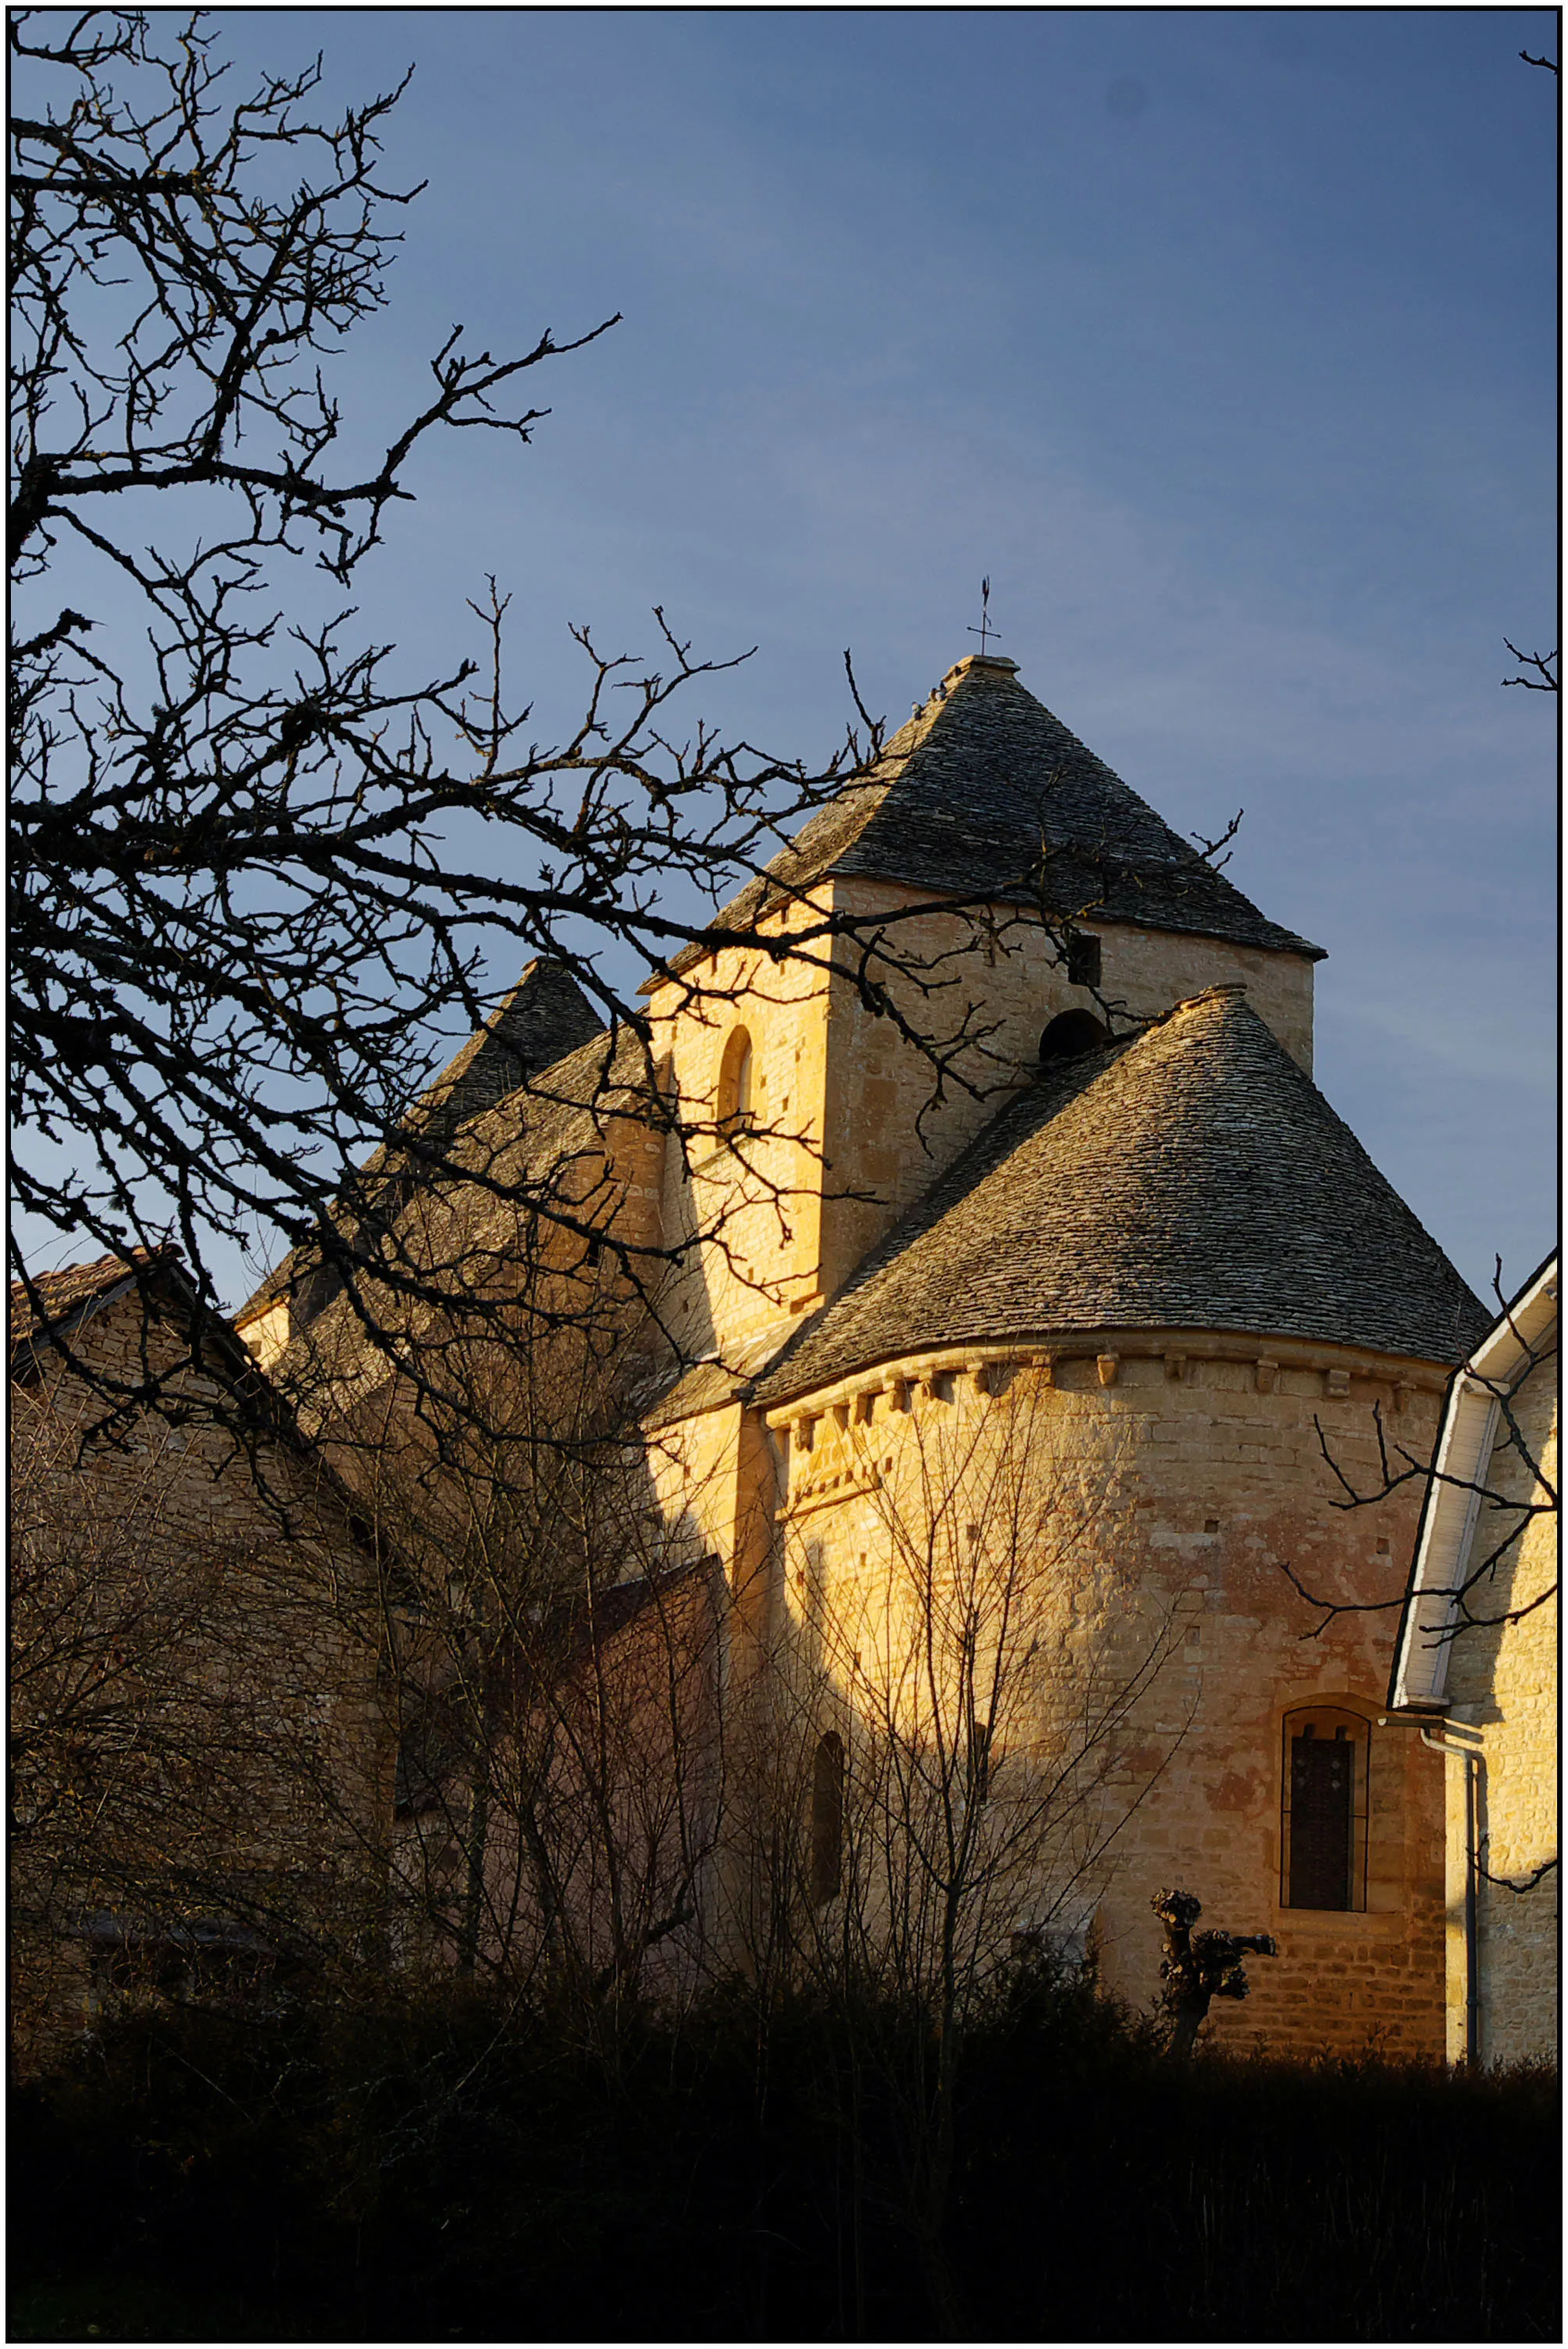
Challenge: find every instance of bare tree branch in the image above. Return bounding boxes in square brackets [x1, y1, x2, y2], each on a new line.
[1502, 638, 1559, 691]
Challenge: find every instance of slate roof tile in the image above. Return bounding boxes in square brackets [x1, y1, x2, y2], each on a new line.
[10, 1245, 182, 1347]
[401, 959, 604, 1154]
[653, 655, 1320, 986]
[238, 962, 607, 1327]
[257, 1022, 654, 1392]
[753, 989, 1488, 1406]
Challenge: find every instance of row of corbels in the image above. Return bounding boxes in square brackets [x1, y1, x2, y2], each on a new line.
[779, 1345, 1422, 1452]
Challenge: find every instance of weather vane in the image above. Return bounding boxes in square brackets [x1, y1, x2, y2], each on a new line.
[968, 577, 1000, 656]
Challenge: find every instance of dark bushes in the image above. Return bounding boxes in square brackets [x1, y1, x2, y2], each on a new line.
[9, 1977, 1559, 2342]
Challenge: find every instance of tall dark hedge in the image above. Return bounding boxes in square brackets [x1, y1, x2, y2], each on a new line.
[9, 1976, 1559, 2343]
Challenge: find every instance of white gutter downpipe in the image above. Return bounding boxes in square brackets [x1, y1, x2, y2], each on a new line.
[1420, 1728, 1482, 2069]
[1382, 1713, 1481, 2066]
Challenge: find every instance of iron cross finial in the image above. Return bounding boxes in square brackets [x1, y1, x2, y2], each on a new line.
[968, 577, 1000, 656]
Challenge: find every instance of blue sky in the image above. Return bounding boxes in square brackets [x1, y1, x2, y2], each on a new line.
[32, 9, 1563, 1304]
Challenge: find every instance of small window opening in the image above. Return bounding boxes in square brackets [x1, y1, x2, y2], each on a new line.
[1039, 1010, 1110, 1063]
[396, 1694, 464, 1820]
[1281, 1706, 1370, 1911]
[811, 1731, 845, 1903]
[1064, 933, 1102, 989]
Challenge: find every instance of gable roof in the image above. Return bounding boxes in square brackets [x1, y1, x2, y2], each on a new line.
[252, 1019, 657, 1400]
[10, 1243, 198, 1356]
[1388, 1252, 1559, 1713]
[238, 961, 604, 1328]
[12, 1242, 271, 1405]
[13, 1244, 386, 1552]
[650, 654, 1321, 987]
[753, 987, 1488, 1406]
[401, 958, 605, 1155]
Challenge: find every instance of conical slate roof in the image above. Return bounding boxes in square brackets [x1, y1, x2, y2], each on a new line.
[754, 989, 1487, 1405]
[660, 654, 1320, 981]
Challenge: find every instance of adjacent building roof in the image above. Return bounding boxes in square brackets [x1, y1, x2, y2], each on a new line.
[431, 1018, 647, 1192]
[10, 1244, 184, 1350]
[12, 1242, 384, 1544]
[650, 653, 1321, 987]
[753, 988, 1488, 1406]
[1388, 1252, 1559, 1713]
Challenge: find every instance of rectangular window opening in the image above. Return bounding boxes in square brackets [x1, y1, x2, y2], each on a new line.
[1281, 1710, 1369, 1912]
[1065, 934, 1102, 989]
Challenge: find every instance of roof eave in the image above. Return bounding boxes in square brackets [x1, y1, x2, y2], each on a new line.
[1388, 1251, 1558, 1711]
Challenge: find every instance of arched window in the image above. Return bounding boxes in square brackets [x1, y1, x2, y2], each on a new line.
[718, 1026, 754, 1135]
[1039, 1010, 1110, 1063]
[1281, 1706, 1370, 1911]
[811, 1731, 844, 1903]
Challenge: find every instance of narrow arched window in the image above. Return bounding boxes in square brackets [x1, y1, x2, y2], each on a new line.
[718, 1026, 754, 1135]
[811, 1731, 844, 1903]
[1281, 1706, 1370, 1910]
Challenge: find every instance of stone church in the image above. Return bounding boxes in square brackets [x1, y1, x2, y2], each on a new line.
[241, 649, 1490, 2053]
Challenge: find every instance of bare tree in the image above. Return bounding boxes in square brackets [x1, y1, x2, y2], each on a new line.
[1502, 640, 1559, 691]
[11, 13, 1263, 1461]
[304, 1259, 729, 2030]
[8, 11, 957, 1393]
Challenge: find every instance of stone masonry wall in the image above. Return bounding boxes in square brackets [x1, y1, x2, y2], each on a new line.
[1444, 1351, 1558, 2067]
[10, 1293, 389, 2067]
[761, 1336, 1446, 2056]
[648, 907, 835, 1363]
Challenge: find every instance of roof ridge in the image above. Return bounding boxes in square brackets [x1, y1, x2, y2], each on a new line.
[402, 959, 604, 1141]
[10, 1243, 185, 1346]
